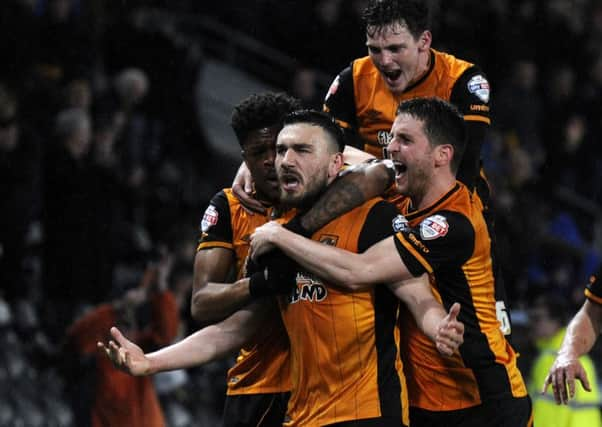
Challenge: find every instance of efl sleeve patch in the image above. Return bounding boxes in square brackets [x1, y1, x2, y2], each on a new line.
[197, 190, 233, 249]
[450, 66, 491, 125]
[467, 74, 490, 104]
[394, 210, 475, 274]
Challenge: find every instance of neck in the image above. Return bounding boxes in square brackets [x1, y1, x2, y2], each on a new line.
[409, 49, 431, 87]
[412, 174, 456, 211]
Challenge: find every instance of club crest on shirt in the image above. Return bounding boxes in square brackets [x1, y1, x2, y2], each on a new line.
[467, 74, 490, 103]
[420, 215, 449, 240]
[201, 205, 219, 232]
[392, 214, 409, 232]
[324, 75, 340, 102]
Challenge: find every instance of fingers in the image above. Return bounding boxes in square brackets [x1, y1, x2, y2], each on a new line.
[448, 302, 461, 321]
[576, 369, 591, 392]
[542, 374, 552, 395]
[110, 326, 130, 348]
[550, 367, 569, 404]
[567, 368, 576, 399]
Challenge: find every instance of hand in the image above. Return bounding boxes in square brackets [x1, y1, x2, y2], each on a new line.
[248, 249, 298, 298]
[250, 221, 283, 260]
[232, 162, 266, 214]
[435, 303, 464, 357]
[542, 354, 591, 404]
[97, 327, 152, 376]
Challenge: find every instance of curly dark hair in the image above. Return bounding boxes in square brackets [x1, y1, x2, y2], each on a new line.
[362, 0, 429, 40]
[230, 92, 302, 147]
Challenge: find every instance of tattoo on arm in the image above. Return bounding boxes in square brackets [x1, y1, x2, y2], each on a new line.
[299, 161, 393, 232]
[301, 179, 367, 232]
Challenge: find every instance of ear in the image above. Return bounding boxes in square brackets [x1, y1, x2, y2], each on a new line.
[328, 152, 344, 178]
[418, 30, 432, 52]
[434, 144, 453, 168]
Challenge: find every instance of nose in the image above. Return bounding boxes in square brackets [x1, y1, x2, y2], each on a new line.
[386, 137, 400, 157]
[280, 147, 296, 166]
[264, 148, 276, 166]
[380, 50, 393, 66]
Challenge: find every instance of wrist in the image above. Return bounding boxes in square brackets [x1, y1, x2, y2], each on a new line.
[248, 271, 269, 298]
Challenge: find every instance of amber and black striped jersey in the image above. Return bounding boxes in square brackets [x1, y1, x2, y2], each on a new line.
[324, 49, 490, 189]
[197, 188, 292, 395]
[280, 198, 408, 427]
[585, 268, 602, 305]
[392, 182, 527, 411]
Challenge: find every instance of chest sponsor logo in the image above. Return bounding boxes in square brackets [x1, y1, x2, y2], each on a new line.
[289, 273, 328, 304]
[467, 74, 490, 103]
[392, 214, 409, 232]
[324, 75, 340, 102]
[201, 205, 219, 232]
[420, 214, 449, 240]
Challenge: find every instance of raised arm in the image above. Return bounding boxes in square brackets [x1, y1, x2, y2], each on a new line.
[251, 221, 410, 288]
[99, 300, 275, 376]
[543, 300, 602, 404]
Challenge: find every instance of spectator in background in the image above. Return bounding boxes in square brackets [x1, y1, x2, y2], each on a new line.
[42, 107, 99, 338]
[63, 254, 179, 427]
[529, 294, 602, 427]
[0, 84, 42, 300]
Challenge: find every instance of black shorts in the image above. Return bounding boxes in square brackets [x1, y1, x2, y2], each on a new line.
[409, 395, 533, 427]
[222, 392, 290, 427]
[326, 416, 407, 426]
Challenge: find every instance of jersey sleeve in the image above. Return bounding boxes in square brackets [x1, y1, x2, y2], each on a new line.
[585, 267, 602, 305]
[393, 210, 475, 277]
[450, 65, 491, 126]
[323, 65, 358, 131]
[357, 200, 399, 252]
[196, 190, 233, 251]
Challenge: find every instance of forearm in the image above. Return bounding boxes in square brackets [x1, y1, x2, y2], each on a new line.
[299, 160, 394, 233]
[146, 324, 240, 373]
[558, 301, 602, 359]
[390, 276, 446, 342]
[412, 302, 448, 343]
[148, 304, 265, 373]
[269, 228, 374, 288]
[191, 279, 252, 325]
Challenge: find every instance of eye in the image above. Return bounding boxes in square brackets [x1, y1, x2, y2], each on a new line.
[368, 46, 381, 55]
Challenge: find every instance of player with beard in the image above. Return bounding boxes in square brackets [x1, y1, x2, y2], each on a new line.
[100, 109, 464, 427]
[250, 98, 532, 427]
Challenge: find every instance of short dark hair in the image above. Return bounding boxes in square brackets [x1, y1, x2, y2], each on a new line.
[363, 0, 430, 40]
[230, 92, 302, 147]
[396, 98, 466, 174]
[282, 109, 346, 153]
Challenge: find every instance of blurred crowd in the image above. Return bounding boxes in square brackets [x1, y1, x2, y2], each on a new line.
[1, 0, 602, 425]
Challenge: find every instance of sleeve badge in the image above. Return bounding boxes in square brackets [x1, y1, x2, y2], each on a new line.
[420, 215, 449, 240]
[201, 205, 219, 232]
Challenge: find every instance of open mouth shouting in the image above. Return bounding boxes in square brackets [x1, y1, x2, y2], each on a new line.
[281, 171, 302, 193]
[382, 69, 403, 86]
[393, 160, 407, 179]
